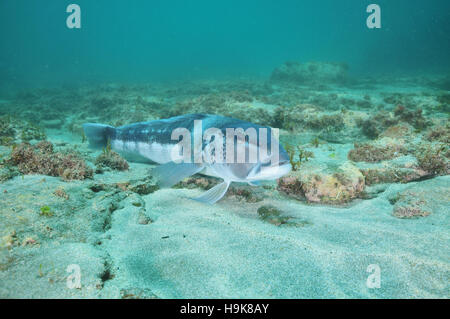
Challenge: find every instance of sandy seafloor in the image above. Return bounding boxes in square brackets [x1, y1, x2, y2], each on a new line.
[0, 73, 449, 298]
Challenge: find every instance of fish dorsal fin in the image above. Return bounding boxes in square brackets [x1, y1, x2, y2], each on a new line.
[153, 162, 204, 188]
[194, 181, 231, 205]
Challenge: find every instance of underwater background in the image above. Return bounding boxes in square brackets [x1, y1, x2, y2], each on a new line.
[1, 0, 450, 88]
[0, 0, 449, 298]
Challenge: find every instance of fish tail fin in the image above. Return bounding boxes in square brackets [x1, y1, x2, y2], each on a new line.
[82, 123, 115, 149]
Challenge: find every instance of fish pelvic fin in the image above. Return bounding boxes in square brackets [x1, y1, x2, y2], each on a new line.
[82, 123, 115, 149]
[153, 162, 204, 188]
[194, 180, 231, 205]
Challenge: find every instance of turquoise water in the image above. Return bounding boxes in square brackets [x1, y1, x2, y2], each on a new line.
[0, 1, 449, 299]
[1, 0, 450, 88]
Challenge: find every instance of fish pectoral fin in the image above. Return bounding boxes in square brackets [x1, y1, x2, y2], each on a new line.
[193, 181, 231, 205]
[153, 162, 204, 188]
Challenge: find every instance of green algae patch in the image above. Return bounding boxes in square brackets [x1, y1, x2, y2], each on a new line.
[285, 144, 314, 171]
[39, 205, 54, 217]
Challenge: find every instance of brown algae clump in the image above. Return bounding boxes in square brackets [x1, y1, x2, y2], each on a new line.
[415, 143, 449, 176]
[0, 115, 46, 146]
[9, 141, 93, 180]
[53, 187, 70, 200]
[393, 105, 429, 130]
[278, 163, 365, 205]
[358, 106, 429, 139]
[348, 142, 406, 163]
[361, 167, 428, 186]
[426, 124, 450, 144]
[95, 146, 129, 171]
[389, 191, 431, 219]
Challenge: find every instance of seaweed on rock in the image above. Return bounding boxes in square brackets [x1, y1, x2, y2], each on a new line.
[9, 141, 93, 180]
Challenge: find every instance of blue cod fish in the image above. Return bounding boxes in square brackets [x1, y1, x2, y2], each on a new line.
[83, 114, 291, 204]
